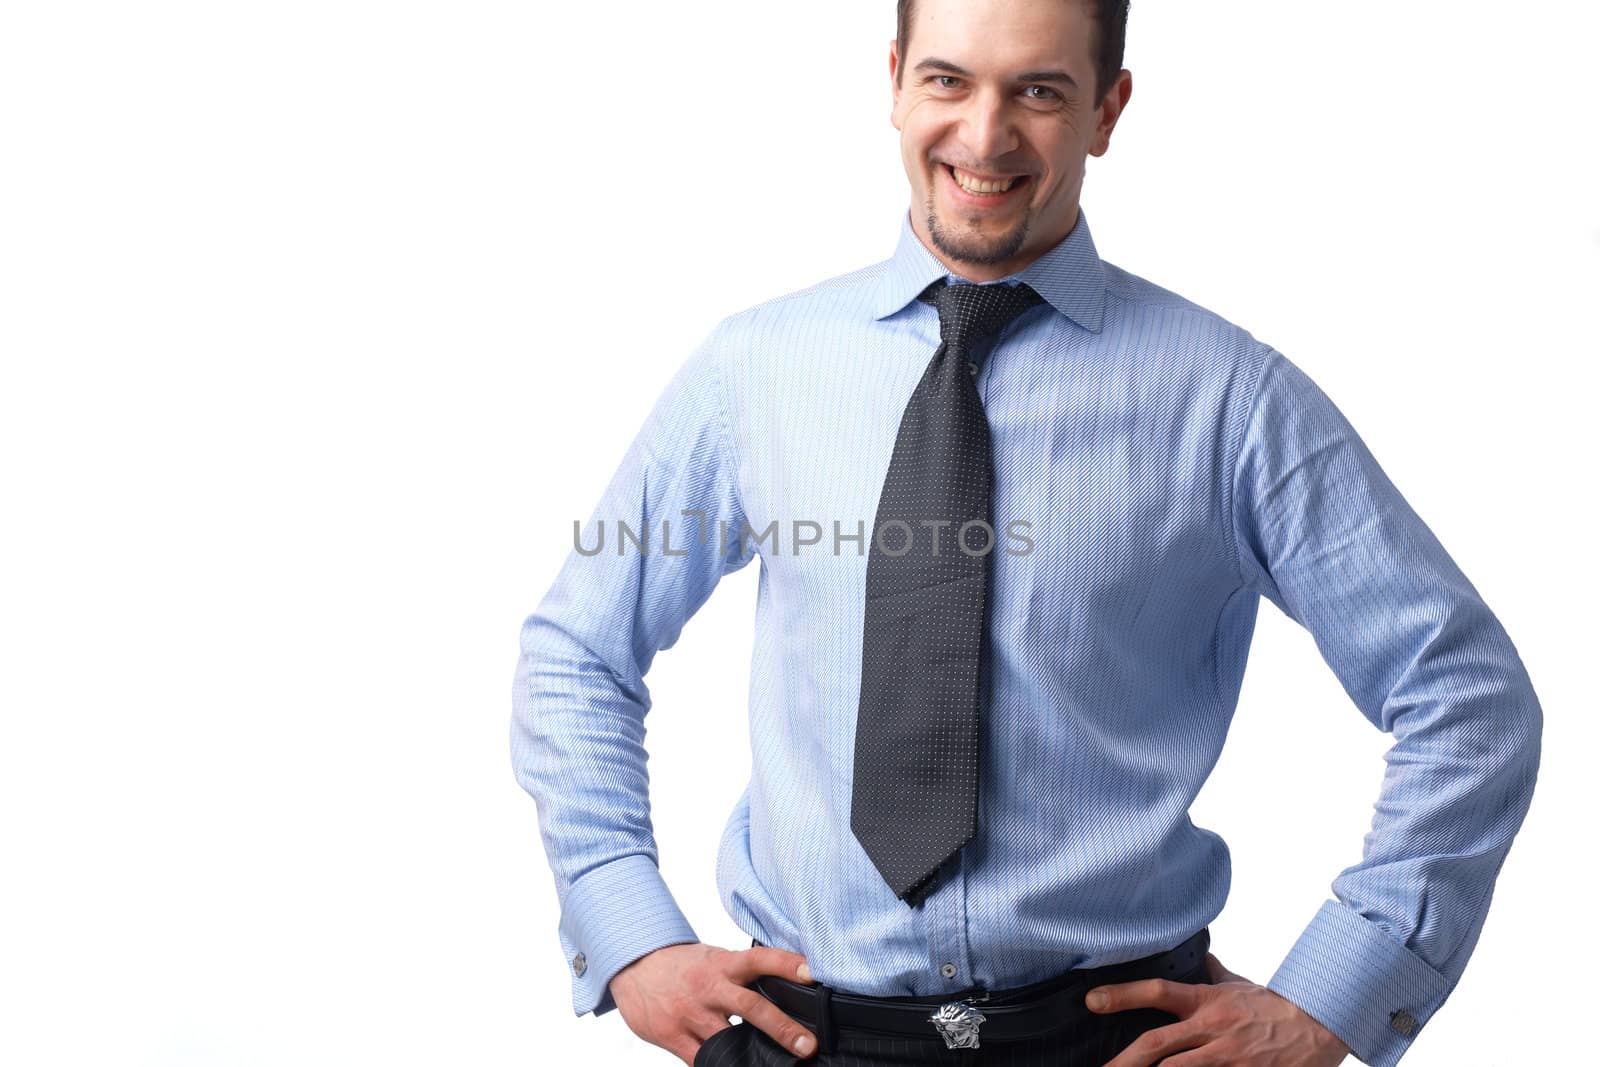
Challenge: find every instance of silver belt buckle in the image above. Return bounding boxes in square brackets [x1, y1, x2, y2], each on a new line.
[928, 991, 988, 1050]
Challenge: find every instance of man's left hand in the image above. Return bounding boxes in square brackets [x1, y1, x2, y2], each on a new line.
[1085, 952, 1351, 1066]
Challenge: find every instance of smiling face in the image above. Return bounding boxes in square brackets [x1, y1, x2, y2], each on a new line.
[890, 0, 1132, 280]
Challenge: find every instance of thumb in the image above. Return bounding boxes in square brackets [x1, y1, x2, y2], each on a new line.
[1203, 951, 1251, 985]
[742, 945, 816, 984]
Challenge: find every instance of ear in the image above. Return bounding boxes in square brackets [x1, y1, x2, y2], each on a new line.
[1089, 68, 1133, 157]
[889, 37, 904, 130]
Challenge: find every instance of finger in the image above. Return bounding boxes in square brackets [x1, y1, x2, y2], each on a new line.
[725, 985, 818, 1059]
[1156, 1049, 1227, 1067]
[731, 945, 814, 984]
[675, 1017, 734, 1067]
[1085, 977, 1207, 1016]
[677, 1029, 720, 1067]
[691, 1015, 734, 1043]
[1099, 1018, 1207, 1067]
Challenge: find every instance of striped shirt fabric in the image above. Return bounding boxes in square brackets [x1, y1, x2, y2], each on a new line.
[510, 207, 1542, 1067]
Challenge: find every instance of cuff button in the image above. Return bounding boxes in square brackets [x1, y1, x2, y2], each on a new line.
[572, 952, 587, 977]
[1389, 1009, 1416, 1037]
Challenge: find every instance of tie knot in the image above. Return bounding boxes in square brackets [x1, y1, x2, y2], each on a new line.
[919, 278, 1045, 354]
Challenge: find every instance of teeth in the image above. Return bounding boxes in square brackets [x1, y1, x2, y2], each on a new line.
[951, 167, 1020, 195]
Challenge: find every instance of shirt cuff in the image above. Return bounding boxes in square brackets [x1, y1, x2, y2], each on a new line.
[1267, 899, 1452, 1067]
[556, 853, 700, 1017]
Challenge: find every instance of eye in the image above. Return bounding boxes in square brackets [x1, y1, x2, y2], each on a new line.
[1023, 85, 1062, 102]
[933, 75, 963, 90]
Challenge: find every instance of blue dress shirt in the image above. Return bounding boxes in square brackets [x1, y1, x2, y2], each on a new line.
[511, 207, 1541, 1067]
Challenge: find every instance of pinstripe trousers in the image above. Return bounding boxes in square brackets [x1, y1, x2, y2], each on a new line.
[694, 955, 1214, 1067]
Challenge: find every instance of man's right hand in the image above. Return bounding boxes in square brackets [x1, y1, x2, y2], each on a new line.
[609, 942, 819, 1064]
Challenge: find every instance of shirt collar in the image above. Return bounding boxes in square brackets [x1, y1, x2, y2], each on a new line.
[872, 206, 1106, 334]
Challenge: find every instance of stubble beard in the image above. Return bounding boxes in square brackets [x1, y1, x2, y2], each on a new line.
[925, 183, 1032, 267]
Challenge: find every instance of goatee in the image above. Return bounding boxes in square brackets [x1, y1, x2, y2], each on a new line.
[926, 193, 1031, 267]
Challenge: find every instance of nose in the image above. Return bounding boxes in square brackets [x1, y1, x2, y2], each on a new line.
[958, 86, 1020, 165]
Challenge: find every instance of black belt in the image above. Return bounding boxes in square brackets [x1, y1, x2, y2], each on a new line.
[752, 927, 1209, 1050]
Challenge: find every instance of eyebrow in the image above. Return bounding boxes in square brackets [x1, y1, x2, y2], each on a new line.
[913, 57, 1079, 90]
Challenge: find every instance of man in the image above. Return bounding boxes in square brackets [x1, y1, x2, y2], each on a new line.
[511, 1, 1542, 1064]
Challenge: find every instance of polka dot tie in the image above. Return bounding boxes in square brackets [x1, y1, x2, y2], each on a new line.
[851, 277, 1045, 907]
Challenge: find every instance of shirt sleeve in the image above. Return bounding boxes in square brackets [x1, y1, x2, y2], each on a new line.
[510, 321, 757, 1018]
[1228, 348, 1542, 1067]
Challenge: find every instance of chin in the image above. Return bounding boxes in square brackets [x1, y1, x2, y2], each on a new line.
[928, 212, 1031, 268]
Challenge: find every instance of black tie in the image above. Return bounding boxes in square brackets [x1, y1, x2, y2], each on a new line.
[851, 277, 1045, 907]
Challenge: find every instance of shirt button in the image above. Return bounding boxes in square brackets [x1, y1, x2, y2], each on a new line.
[966, 362, 979, 376]
[1390, 1009, 1416, 1037]
[940, 962, 958, 978]
[572, 952, 587, 977]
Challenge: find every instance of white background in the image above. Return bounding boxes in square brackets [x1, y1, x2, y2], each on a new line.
[2, 2, 1596, 1064]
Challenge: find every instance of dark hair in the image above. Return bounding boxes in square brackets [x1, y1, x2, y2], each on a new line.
[895, 0, 1130, 107]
